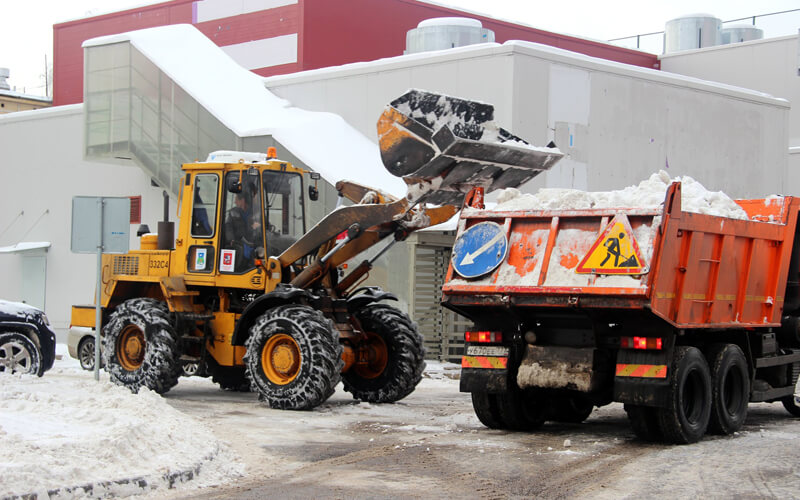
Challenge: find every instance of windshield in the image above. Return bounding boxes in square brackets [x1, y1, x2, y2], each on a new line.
[262, 170, 304, 257]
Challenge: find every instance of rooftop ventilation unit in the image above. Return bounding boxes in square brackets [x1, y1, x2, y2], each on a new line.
[663, 14, 721, 54]
[0, 68, 10, 91]
[405, 17, 495, 54]
[720, 24, 764, 45]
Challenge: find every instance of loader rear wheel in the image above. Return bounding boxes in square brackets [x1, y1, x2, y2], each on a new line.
[707, 343, 749, 434]
[781, 395, 800, 417]
[342, 304, 425, 403]
[103, 298, 182, 394]
[656, 346, 711, 444]
[244, 304, 343, 410]
[625, 404, 663, 442]
[471, 391, 503, 429]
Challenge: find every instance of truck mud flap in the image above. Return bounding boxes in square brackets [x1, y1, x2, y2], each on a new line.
[516, 345, 600, 392]
[613, 349, 671, 407]
[460, 368, 508, 393]
[378, 89, 563, 206]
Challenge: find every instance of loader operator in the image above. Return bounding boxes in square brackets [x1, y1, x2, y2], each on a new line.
[224, 191, 261, 271]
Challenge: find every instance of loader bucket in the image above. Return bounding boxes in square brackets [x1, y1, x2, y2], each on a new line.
[378, 89, 564, 206]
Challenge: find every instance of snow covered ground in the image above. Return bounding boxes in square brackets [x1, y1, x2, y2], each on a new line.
[0, 346, 243, 498]
[3, 346, 800, 499]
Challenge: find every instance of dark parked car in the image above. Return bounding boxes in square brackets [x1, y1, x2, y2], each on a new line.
[0, 299, 56, 376]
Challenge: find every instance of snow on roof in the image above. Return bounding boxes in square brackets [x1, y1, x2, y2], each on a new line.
[82, 25, 407, 198]
[0, 241, 51, 254]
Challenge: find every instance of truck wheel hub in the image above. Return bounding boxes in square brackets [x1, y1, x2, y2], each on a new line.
[263, 334, 301, 385]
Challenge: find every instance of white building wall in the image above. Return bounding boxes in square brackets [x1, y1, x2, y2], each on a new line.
[660, 35, 799, 194]
[0, 106, 174, 336]
[265, 41, 789, 199]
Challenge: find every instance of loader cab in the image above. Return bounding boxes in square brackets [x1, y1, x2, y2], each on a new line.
[181, 152, 307, 290]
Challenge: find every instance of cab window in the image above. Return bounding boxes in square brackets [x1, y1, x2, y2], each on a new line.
[191, 174, 219, 238]
[263, 170, 304, 257]
[220, 171, 263, 273]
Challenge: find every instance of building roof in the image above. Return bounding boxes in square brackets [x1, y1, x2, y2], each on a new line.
[83, 24, 407, 197]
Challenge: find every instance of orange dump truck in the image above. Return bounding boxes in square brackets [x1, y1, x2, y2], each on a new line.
[443, 182, 800, 443]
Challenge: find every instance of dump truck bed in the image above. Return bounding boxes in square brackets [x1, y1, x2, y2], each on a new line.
[443, 182, 800, 329]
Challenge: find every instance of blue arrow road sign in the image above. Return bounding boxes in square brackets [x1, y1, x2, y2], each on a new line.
[452, 222, 508, 279]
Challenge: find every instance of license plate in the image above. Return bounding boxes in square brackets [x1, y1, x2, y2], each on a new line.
[466, 345, 509, 357]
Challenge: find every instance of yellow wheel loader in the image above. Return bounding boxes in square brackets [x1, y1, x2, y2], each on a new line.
[70, 90, 563, 410]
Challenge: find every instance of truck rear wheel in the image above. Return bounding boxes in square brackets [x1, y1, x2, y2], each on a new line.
[625, 404, 662, 441]
[707, 343, 749, 434]
[471, 391, 503, 429]
[495, 386, 545, 431]
[549, 395, 593, 423]
[342, 304, 425, 403]
[657, 346, 712, 444]
[102, 298, 182, 394]
[244, 304, 342, 410]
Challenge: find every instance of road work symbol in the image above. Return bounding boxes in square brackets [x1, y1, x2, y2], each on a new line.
[452, 222, 508, 279]
[576, 214, 648, 275]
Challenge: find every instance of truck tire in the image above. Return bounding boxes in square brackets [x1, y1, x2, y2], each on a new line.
[103, 298, 182, 394]
[657, 346, 712, 444]
[471, 391, 503, 429]
[624, 404, 662, 441]
[550, 395, 594, 423]
[342, 304, 425, 403]
[244, 304, 343, 410]
[0, 332, 42, 376]
[495, 386, 545, 431]
[707, 343, 749, 434]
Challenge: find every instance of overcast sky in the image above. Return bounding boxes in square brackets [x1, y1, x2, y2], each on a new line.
[2, 0, 798, 97]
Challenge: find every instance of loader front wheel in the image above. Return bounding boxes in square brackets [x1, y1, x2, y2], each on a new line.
[244, 304, 342, 410]
[342, 304, 425, 403]
[103, 298, 182, 394]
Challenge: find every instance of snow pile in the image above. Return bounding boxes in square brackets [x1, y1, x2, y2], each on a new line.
[487, 170, 749, 219]
[0, 349, 242, 498]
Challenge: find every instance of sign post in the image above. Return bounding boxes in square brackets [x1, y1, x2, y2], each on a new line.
[71, 196, 130, 380]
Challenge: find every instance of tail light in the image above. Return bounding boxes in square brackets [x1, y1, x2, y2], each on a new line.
[465, 331, 503, 343]
[620, 336, 662, 350]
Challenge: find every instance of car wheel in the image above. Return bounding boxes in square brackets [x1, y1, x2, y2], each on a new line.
[0, 331, 43, 376]
[78, 336, 97, 371]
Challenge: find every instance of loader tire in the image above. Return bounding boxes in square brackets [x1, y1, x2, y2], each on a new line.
[656, 346, 711, 444]
[781, 395, 800, 417]
[625, 404, 663, 442]
[707, 343, 749, 434]
[342, 304, 425, 403]
[103, 298, 182, 394]
[471, 391, 503, 429]
[244, 304, 342, 410]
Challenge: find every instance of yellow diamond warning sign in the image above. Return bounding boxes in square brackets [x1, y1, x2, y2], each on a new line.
[576, 214, 648, 275]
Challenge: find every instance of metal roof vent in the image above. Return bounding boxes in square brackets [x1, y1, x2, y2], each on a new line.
[721, 24, 764, 45]
[663, 14, 721, 54]
[405, 17, 495, 54]
[0, 68, 10, 91]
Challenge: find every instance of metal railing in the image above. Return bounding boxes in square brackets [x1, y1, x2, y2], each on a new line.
[608, 8, 800, 53]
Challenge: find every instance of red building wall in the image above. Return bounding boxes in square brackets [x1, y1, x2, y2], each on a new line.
[53, 0, 195, 105]
[301, 0, 658, 71]
[52, 0, 659, 106]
